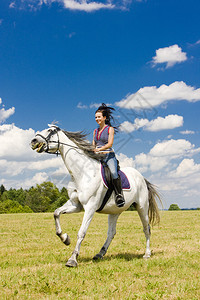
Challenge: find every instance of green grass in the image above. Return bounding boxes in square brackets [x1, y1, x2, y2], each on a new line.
[0, 211, 200, 299]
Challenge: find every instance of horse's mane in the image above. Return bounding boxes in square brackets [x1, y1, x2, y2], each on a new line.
[62, 130, 103, 161]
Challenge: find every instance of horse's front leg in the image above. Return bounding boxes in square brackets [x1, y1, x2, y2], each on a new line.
[66, 203, 97, 267]
[93, 213, 120, 260]
[54, 191, 83, 246]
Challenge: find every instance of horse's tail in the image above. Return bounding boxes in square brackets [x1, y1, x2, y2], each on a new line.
[145, 179, 162, 226]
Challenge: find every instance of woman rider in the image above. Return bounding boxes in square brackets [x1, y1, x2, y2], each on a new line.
[92, 103, 125, 208]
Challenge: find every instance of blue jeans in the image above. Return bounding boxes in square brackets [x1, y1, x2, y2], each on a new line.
[103, 152, 118, 179]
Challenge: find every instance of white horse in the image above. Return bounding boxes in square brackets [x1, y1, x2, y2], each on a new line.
[31, 124, 162, 267]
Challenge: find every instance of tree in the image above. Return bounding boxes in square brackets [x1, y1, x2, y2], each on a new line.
[60, 187, 69, 199]
[168, 204, 181, 211]
[6, 188, 26, 206]
[0, 199, 33, 214]
[24, 182, 60, 212]
[36, 182, 60, 204]
[25, 187, 51, 212]
[49, 186, 69, 211]
[0, 184, 6, 195]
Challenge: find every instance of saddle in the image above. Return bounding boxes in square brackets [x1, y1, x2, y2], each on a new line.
[96, 161, 130, 212]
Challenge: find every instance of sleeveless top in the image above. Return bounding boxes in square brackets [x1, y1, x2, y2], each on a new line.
[94, 125, 113, 152]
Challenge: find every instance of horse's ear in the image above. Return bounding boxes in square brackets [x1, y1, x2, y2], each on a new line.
[48, 123, 59, 128]
[48, 124, 61, 131]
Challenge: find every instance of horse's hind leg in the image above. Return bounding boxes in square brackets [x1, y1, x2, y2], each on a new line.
[93, 213, 120, 260]
[54, 191, 82, 246]
[136, 205, 151, 258]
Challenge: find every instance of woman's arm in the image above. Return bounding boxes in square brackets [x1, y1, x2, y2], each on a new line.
[94, 127, 114, 152]
[92, 130, 96, 147]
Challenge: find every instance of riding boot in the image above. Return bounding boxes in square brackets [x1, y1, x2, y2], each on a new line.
[113, 176, 125, 207]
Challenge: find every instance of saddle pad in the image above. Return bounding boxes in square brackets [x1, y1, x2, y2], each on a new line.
[101, 165, 131, 190]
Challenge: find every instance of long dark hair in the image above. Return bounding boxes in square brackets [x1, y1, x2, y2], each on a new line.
[95, 103, 118, 131]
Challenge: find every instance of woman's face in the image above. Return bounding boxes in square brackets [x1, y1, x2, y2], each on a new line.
[95, 111, 106, 126]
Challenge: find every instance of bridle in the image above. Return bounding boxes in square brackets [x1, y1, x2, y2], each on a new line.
[35, 127, 79, 156]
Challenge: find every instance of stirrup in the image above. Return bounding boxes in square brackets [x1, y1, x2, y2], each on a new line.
[115, 194, 125, 208]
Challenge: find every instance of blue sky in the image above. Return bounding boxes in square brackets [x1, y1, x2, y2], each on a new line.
[0, 0, 200, 208]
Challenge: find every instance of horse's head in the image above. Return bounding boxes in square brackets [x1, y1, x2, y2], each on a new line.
[31, 124, 60, 154]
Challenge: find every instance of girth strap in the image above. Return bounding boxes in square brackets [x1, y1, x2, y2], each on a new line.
[96, 163, 114, 212]
[96, 186, 114, 212]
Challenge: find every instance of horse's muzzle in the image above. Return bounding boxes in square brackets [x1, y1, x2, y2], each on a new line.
[31, 138, 46, 153]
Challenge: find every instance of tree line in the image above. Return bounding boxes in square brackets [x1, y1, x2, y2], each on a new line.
[0, 182, 69, 214]
[1, 183, 199, 214]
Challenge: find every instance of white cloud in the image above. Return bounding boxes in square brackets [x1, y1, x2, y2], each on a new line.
[152, 44, 187, 68]
[133, 138, 200, 208]
[116, 153, 135, 168]
[149, 139, 199, 158]
[119, 120, 139, 133]
[28, 157, 63, 171]
[22, 172, 49, 189]
[0, 124, 36, 160]
[135, 152, 169, 172]
[115, 81, 200, 109]
[134, 139, 200, 174]
[150, 165, 200, 208]
[0, 160, 22, 176]
[90, 103, 103, 108]
[113, 144, 200, 209]
[77, 102, 113, 109]
[0, 99, 15, 123]
[150, 172, 200, 196]
[120, 118, 149, 132]
[145, 115, 183, 131]
[170, 159, 200, 178]
[0, 155, 67, 189]
[51, 165, 69, 177]
[0, 107, 15, 123]
[180, 130, 195, 135]
[77, 102, 88, 109]
[120, 114, 183, 132]
[62, 0, 115, 12]
[9, 2, 16, 8]
[0, 156, 62, 175]
[189, 39, 200, 47]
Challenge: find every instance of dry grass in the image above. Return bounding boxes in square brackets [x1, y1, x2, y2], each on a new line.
[0, 211, 200, 299]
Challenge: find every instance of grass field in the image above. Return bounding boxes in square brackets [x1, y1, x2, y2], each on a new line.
[0, 211, 199, 299]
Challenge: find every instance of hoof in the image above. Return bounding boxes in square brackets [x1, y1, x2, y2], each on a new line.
[66, 259, 78, 268]
[63, 233, 71, 246]
[93, 253, 103, 260]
